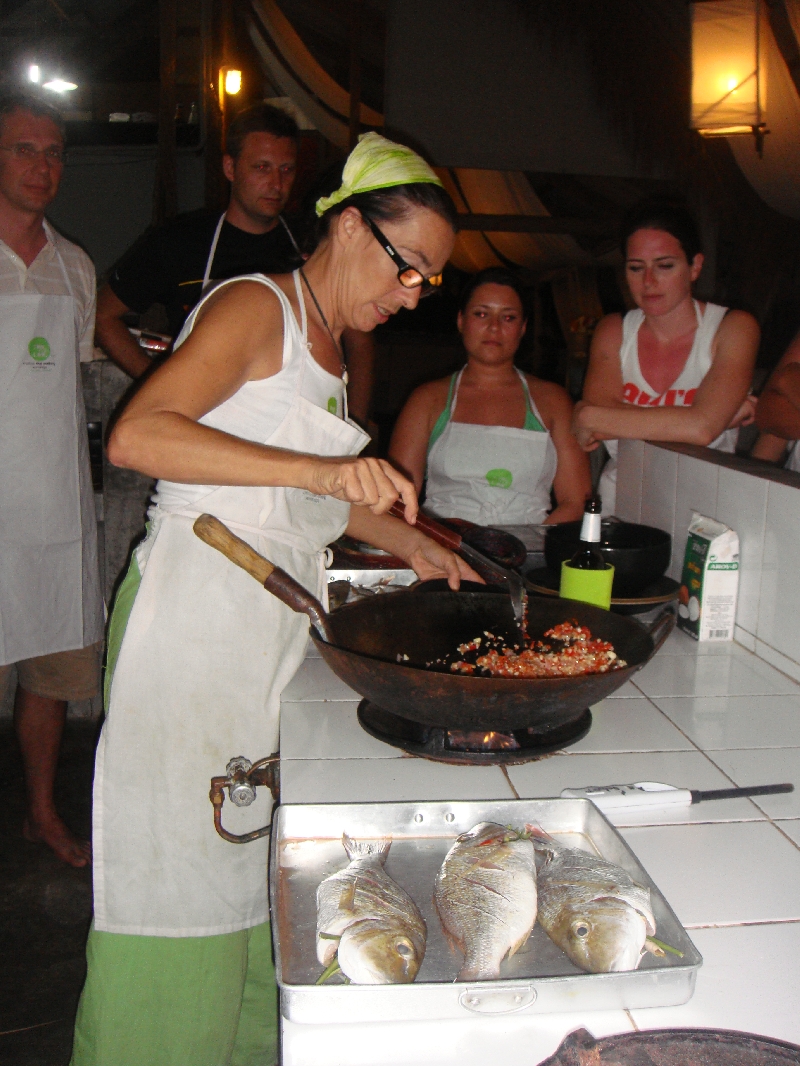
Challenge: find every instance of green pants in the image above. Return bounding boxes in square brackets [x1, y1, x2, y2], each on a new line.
[72, 549, 279, 1066]
[70, 921, 278, 1066]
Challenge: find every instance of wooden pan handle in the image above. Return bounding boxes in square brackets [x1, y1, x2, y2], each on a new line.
[388, 500, 463, 551]
[193, 514, 275, 585]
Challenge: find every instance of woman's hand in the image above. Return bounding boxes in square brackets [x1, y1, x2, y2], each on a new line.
[307, 456, 419, 521]
[404, 538, 483, 590]
[571, 402, 602, 451]
[344, 506, 483, 590]
[728, 394, 758, 429]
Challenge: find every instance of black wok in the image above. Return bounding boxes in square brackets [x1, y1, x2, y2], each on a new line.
[545, 519, 672, 597]
[194, 514, 673, 733]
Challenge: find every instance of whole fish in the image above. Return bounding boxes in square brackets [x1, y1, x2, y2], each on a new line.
[316, 834, 426, 984]
[530, 826, 656, 973]
[434, 821, 537, 981]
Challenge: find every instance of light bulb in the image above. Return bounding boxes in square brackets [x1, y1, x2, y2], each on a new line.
[43, 78, 78, 93]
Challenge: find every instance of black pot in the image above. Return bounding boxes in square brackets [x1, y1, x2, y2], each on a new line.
[544, 519, 672, 597]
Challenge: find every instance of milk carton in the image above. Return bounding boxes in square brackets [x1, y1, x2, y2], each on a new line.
[677, 514, 739, 642]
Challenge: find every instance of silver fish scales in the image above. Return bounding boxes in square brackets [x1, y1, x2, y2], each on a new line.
[316, 834, 427, 984]
[531, 826, 656, 973]
[434, 822, 537, 981]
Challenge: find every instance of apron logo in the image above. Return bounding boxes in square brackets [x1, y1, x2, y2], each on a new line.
[327, 396, 338, 415]
[28, 336, 51, 362]
[485, 468, 513, 489]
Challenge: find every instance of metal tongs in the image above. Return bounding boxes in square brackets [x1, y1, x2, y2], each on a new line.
[388, 501, 528, 638]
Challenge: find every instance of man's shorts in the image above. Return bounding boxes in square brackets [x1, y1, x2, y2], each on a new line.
[0, 642, 103, 702]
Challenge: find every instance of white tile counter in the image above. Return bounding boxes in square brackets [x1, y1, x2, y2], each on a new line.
[278, 627, 800, 1065]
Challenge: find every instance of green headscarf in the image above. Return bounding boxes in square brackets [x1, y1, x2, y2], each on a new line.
[315, 132, 443, 217]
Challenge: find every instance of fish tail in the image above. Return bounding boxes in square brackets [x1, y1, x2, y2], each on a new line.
[523, 822, 552, 842]
[342, 833, 391, 863]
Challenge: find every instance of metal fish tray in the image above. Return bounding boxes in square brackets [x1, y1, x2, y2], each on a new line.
[270, 798, 702, 1024]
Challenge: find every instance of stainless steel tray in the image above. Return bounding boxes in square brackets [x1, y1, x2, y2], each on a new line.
[270, 798, 701, 1024]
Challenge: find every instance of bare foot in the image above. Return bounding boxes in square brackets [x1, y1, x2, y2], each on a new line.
[23, 814, 91, 868]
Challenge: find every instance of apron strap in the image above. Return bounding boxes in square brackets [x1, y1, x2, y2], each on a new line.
[515, 369, 547, 432]
[201, 213, 226, 294]
[44, 221, 81, 343]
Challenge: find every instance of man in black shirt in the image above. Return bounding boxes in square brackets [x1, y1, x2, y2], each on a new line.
[96, 103, 303, 378]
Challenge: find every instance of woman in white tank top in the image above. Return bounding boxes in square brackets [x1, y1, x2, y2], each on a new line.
[573, 198, 759, 514]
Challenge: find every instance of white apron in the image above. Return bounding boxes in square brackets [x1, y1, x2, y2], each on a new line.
[424, 369, 557, 526]
[93, 274, 369, 936]
[600, 301, 738, 515]
[0, 233, 102, 665]
[785, 442, 800, 472]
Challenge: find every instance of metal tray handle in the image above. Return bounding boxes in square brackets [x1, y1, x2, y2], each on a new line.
[459, 985, 537, 1014]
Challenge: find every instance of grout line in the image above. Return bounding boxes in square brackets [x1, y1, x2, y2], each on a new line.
[501, 766, 520, 799]
[683, 918, 800, 929]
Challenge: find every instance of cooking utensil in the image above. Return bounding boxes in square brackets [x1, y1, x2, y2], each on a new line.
[193, 514, 673, 732]
[541, 1027, 800, 1066]
[437, 517, 528, 569]
[193, 513, 335, 642]
[271, 798, 701, 1023]
[545, 519, 672, 597]
[388, 501, 527, 637]
[561, 781, 794, 814]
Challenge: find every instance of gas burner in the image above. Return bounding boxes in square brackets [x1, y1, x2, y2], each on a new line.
[356, 702, 592, 766]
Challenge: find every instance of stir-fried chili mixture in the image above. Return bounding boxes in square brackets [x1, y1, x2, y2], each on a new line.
[427, 621, 626, 679]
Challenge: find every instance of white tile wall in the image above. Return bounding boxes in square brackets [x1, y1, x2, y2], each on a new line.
[615, 439, 644, 522]
[758, 479, 800, 668]
[671, 454, 720, 581]
[715, 465, 767, 639]
[634, 444, 800, 680]
[639, 446, 678, 551]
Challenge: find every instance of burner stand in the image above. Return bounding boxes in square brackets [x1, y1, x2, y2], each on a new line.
[356, 702, 592, 766]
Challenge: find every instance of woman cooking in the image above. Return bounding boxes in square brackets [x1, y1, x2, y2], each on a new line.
[389, 267, 591, 527]
[70, 133, 475, 1066]
[574, 197, 758, 514]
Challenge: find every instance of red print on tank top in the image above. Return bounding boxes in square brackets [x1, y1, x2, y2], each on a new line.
[622, 383, 697, 407]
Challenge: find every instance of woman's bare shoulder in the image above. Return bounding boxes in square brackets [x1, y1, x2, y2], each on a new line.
[195, 278, 284, 326]
[525, 375, 573, 426]
[402, 375, 454, 413]
[592, 312, 624, 347]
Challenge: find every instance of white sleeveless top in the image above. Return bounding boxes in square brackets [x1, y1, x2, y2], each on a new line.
[150, 271, 346, 517]
[600, 301, 737, 514]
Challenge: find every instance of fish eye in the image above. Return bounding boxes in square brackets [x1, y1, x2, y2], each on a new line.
[395, 941, 413, 957]
[572, 921, 590, 938]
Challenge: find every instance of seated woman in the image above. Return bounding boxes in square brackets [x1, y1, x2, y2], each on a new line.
[751, 330, 800, 471]
[390, 267, 591, 527]
[573, 198, 759, 514]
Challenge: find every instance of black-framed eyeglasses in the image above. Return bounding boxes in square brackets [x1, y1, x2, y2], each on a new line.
[365, 217, 441, 298]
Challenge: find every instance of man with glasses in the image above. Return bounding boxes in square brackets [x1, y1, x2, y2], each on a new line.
[0, 91, 103, 868]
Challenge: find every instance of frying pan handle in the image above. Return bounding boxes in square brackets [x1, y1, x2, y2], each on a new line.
[388, 500, 463, 551]
[194, 513, 274, 584]
[193, 514, 336, 643]
[645, 609, 676, 655]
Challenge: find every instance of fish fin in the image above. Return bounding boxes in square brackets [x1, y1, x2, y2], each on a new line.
[523, 822, 553, 843]
[339, 881, 357, 913]
[507, 927, 534, 958]
[342, 833, 391, 864]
